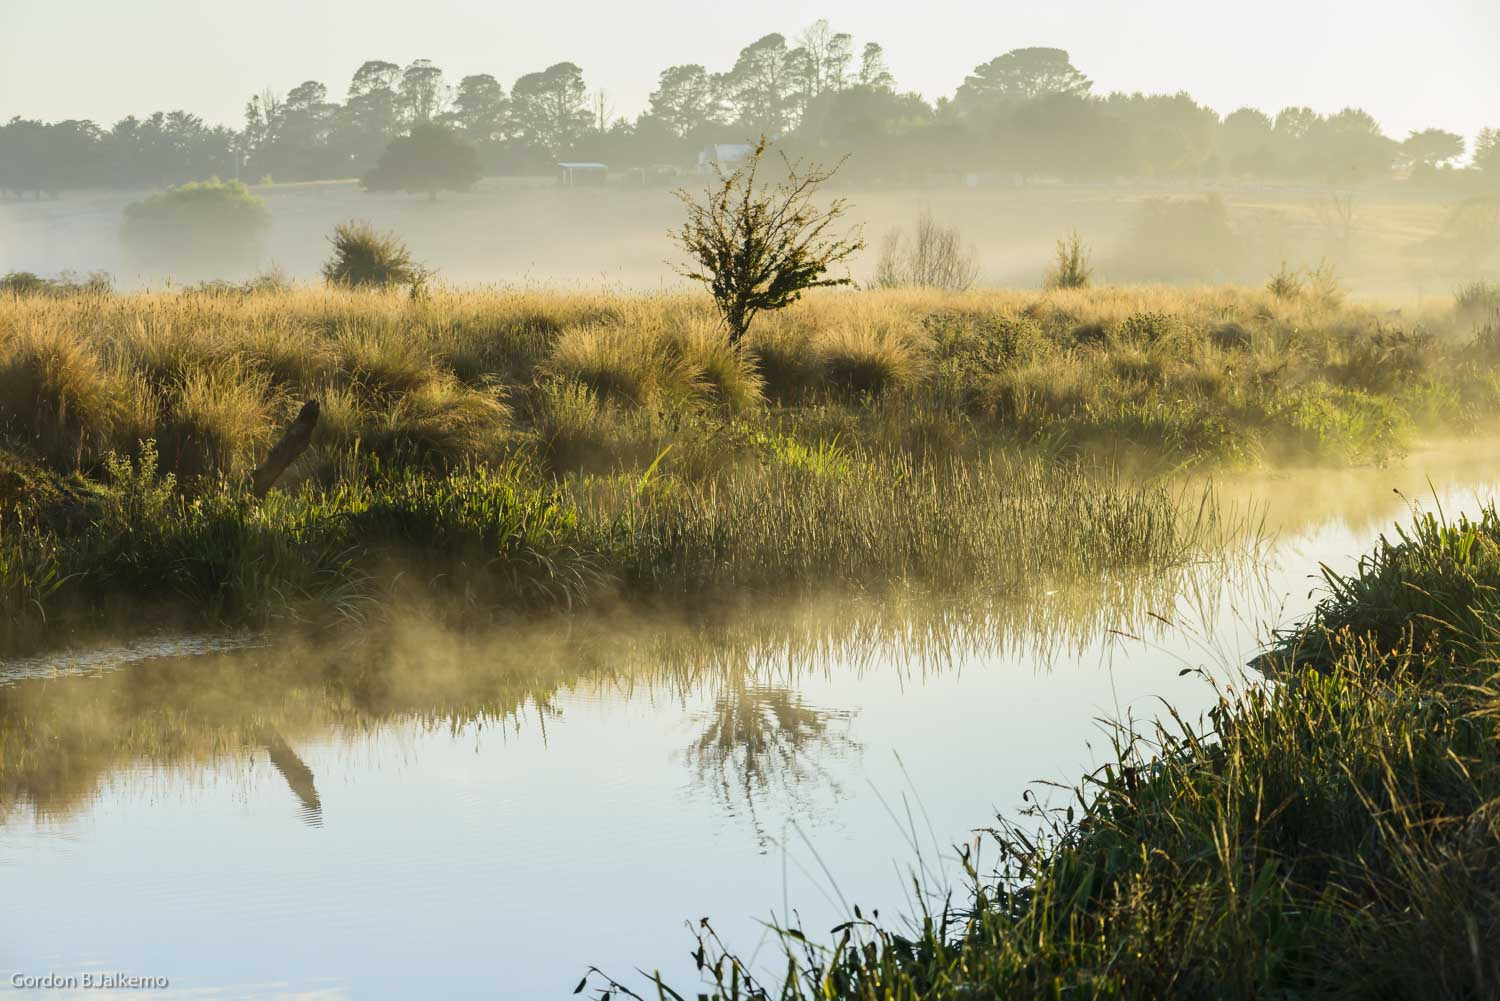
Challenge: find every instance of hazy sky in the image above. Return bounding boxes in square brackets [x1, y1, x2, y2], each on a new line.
[4, 0, 1496, 150]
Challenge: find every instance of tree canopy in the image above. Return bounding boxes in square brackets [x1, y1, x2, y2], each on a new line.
[360, 123, 480, 198]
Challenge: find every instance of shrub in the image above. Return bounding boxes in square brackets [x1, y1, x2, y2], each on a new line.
[1210, 321, 1253, 350]
[1043, 230, 1092, 290]
[121, 179, 270, 272]
[873, 209, 979, 292]
[1266, 259, 1303, 300]
[1, 271, 111, 297]
[321, 221, 425, 290]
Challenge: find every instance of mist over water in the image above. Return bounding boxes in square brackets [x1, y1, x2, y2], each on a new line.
[5, 442, 1500, 998]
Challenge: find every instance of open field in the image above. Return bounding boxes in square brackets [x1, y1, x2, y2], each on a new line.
[0, 178, 1481, 295]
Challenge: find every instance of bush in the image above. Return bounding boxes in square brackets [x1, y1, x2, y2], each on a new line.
[321, 221, 425, 290]
[120, 179, 270, 273]
[1043, 230, 1092, 290]
[873, 209, 979, 292]
[1, 271, 111, 297]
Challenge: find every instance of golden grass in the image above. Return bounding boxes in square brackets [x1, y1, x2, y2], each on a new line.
[0, 281, 1490, 483]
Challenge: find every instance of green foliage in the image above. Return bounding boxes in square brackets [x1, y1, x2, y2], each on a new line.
[1, 271, 111, 297]
[120, 179, 270, 267]
[321, 221, 425, 289]
[674, 139, 864, 345]
[1266, 259, 1303, 300]
[1042, 229, 1091, 290]
[360, 123, 481, 199]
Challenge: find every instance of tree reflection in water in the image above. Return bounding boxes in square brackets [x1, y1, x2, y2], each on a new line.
[686, 679, 858, 844]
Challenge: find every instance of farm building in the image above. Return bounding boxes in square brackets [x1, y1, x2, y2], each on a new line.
[557, 163, 608, 187]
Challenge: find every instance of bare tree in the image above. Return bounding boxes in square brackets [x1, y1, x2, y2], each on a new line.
[673, 138, 864, 347]
[874, 208, 979, 291]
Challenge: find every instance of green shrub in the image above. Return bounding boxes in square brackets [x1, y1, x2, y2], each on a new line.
[121, 179, 270, 271]
[321, 221, 425, 290]
[1042, 229, 1092, 290]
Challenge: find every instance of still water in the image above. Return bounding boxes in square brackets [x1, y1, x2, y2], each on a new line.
[4, 443, 1500, 1000]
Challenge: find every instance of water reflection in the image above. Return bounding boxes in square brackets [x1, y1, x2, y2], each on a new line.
[5, 442, 1500, 999]
[686, 681, 859, 845]
[0, 567, 1215, 826]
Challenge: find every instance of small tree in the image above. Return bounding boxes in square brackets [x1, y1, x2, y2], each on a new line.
[673, 139, 864, 347]
[361, 123, 480, 200]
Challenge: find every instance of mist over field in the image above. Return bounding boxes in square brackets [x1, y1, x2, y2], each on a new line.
[1, 18, 1497, 294]
[9, 7, 1500, 1001]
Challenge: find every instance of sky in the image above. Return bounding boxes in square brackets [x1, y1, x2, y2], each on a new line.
[3, 0, 1497, 152]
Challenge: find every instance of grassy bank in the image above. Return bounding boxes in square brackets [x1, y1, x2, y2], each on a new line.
[0, 281, 1494, 644]
[647, 505, 1500, 1000]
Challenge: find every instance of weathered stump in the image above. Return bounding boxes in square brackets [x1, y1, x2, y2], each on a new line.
[251, 399, 319, 499]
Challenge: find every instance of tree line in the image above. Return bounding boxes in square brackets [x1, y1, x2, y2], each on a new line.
[3, 24, 1499, 197]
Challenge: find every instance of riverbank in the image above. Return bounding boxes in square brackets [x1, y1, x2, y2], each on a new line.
[662, 501, 1500, 999]
[1, 283, 1494, 646]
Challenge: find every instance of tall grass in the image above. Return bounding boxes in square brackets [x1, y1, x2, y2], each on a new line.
[1, 284, 1491, 481]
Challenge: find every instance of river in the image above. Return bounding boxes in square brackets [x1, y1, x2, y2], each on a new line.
[3, 441, 1499, 999]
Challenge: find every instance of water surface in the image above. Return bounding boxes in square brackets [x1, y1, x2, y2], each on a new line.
[4, 443, 1500, 999]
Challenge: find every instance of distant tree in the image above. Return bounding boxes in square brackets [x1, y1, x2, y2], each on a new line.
[956, 48, 1091, 113]
[350, 60, 401, 98]
[673, 139, 864, 346]
[1104, 91, 1219, 177]
[786, 20, 854, 120]
[1402, 128, 1465, 168]
[1306, 108, 1396, 181]
[361, 123, 480, 199]
[1006, 93, 1132, 180]
[857, 43, 895, 91]
[1273, 106, 1319, 141]
[398, 59, 447, 124]
[510, 62, 591, 155]
[1220, 107, 1276, 174]
[647, 64, 722, 139]
[1475, 128, 1500, 177]
[448, 74, 509, 143]
[342, 60, 403, 165]
[723, 34, 793, 135]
